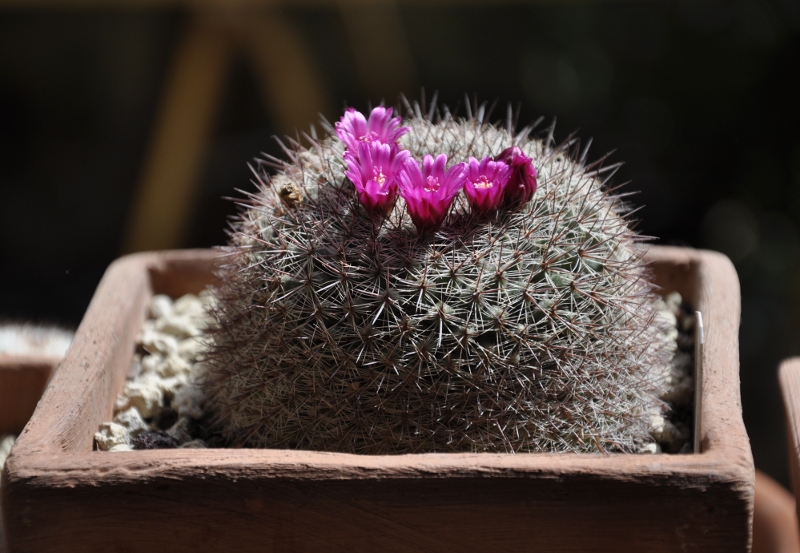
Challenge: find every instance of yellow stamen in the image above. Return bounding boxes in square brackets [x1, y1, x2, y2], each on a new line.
[473, 176, 493, 189]
[373, 167, 386, 187]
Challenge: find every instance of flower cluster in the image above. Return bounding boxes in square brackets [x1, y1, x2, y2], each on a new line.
[336, 107, 537, 232]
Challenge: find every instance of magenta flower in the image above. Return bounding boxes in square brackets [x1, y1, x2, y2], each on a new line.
[463, 156, 511, 214]
[398, 154, 467, 232]
[494, 146, 537, 207]
[335, 106, 409, 151]
[344, 140, 409, 215]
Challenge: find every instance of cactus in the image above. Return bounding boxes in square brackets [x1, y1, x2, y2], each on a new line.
[201, 100, 672, 454]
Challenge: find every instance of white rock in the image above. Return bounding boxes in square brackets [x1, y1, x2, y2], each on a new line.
[95, 422, 130, 451]
[113, 407, 149, 436]
[655, 309, 679, 343]
[160, 374, 189, 399]
[173, 381, 205, 419]
[145, 354, 191, 378]
[139, 325, 179, 356]
[149, 294, 173, 319]
[639, 442, 661, 454]
[116, 374, 165, 418]
[178, 337, 206, 361]
[109, 444, 133, 452]
[664, 291, 682, 314]
[168, 354, 192, 377]
[0, 434, 16, 472]
[147, 371, 186, 395]
[173, 294, 205, 317]
[140, 353, 163, 375]
[649, 415, 682, 444]
[156, 315, 199, 339]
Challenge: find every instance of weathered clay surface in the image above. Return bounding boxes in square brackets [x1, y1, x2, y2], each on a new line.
[779, 358, 800, 541]
[0, 355, 58, 437]
[751, 470, 800, 553]
[0, 355, 60, 553]
[1, 247, 754, 553]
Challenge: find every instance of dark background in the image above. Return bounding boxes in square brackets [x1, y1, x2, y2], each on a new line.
[1, 0, 799, 485]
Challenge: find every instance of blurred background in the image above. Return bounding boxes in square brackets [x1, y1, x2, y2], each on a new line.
[0, 0, 798, 484]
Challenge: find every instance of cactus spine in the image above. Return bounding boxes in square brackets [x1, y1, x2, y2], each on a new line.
[201, 102, 671, 454]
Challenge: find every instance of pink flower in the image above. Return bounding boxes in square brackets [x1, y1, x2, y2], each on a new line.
[494, 146, 537, 207]
[335, 106, 409, 151]
[344, 140, 409, 215]
[398, 154, 467, 232]
[463, 156, 511, 214]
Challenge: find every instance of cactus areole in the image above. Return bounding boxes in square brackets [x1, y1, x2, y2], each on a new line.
[202, 102, 673, 454]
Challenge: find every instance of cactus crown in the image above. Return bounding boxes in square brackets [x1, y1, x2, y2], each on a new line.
[202, 100, 671, 454]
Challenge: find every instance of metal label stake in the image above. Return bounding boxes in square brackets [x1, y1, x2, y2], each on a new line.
[694, 311, 704, 454]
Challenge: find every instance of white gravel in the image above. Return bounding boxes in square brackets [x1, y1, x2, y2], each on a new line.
[0, 434, 15, 483]
[94, 292, 214, 451]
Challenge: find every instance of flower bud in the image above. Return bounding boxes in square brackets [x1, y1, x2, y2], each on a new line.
[494, 146, 537, 207]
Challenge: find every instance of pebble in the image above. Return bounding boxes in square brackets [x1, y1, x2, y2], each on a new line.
[173, 294, 206, 317]
[115, 374, 166, 419]
[139, 324, 179, 357]
[149, 294, 173, 319]
[141, 353, 191, 379]
[113, 407, 149, 436]
[131, 430, 176, 450]
[156, 315, 200, 340]
[664, 291, 682, 314]
[639, 442, 661, 454]
[0, 434, 16, 479]
[178, 337, 206, 361]
[649, 415, 681, 444]
[95, 422, 130, 451]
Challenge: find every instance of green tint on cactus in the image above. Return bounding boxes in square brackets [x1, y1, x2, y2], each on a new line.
[201, 100, 673, 454]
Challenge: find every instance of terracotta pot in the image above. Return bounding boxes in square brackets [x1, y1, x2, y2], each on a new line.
[778, 359, 800, 539]
[753, 470, 800, 553]
[1, 246, 754, 552]
[0, 354, 59, 553]
[0, 355, 58, 437]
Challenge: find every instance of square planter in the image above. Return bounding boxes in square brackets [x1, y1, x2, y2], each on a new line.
[0, 354, 58, 437]
[1, 354, 60, 553]
[778, 359, 800, 520]
[2, 247, 754, 552]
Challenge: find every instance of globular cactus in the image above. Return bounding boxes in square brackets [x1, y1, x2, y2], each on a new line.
[201, 100, 672, 454]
